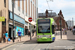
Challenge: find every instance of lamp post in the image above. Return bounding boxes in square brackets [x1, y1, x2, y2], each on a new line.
[59, 15, 62, 39]
[12, 0, 14, 42]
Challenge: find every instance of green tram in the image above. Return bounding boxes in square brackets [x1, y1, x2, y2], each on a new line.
[36, 18, 56, 42]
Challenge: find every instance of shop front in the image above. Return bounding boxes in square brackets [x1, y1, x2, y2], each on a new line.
[9, 11, 25, 39]
[25, 21, 28, 35]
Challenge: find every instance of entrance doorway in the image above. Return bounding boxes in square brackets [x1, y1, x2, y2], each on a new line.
[25, 26, 28, 35]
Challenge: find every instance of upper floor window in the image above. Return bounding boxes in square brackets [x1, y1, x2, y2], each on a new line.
[4, 0, 6, 7]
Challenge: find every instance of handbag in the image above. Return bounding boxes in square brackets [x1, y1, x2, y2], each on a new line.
[8, 38, 11, 41]
[4, 35, 5, 38]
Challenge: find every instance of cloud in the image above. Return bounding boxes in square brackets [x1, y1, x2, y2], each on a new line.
[38, 0, 75, 25]
[38, 0, 75, 12]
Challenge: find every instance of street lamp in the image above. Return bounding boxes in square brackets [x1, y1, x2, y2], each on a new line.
[58, 14, 62, 39]
[12, 0, 14, 42]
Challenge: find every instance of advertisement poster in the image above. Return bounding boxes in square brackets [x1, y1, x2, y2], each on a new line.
[15, 26, 24, 37]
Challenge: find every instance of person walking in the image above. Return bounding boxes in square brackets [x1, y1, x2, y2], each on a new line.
[3, 31, 5, 43]
[72, 26, 75, 35]
[4, 31, 9, 43]
[28, 30, 31, 37]
[17, 30, 21, 41]
[32, 29, 34, 37]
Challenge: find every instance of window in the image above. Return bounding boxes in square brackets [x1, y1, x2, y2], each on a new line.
[22, 10, 24, 14]
[14, 0, 15, 8]
[18, 7, 20, 11]
[18, 0, 20, 11]
[38, 23, 50, 33]
[52, 25, 55, 34]
[4, 0, 6, 7]
[38, 19, 50, 33]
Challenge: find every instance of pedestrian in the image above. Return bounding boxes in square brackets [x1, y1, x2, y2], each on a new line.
[72, 26, 75, 35]
[32, 29, 34, 37]
[65, 28, 67, 35]
[4, 31, 9, 43]
[28, 30, 31, 37]
[17, 29, 21, 41]
[3, 31, 5, 43]
[34, 28, 36, 35]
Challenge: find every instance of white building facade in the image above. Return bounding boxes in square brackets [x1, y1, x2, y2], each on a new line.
[8, 0, 38, 38]
[66, 20, 74, 29]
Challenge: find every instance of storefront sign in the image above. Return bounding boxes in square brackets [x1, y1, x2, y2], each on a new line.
[9, 12, 25, 24]
[0, 17, 5, 21]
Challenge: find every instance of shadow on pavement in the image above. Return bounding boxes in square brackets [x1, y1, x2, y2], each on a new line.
[23, 37, 54, 44]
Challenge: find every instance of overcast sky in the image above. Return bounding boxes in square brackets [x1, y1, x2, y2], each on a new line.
[38, 0, 75, 25]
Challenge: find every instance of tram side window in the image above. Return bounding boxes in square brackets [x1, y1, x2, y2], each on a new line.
[52, 25, 55, 34]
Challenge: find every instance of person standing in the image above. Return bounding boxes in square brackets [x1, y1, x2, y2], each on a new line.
[4, 31, 9, 43]
[17, 30, 21, 41]
[3, 31, 5, 43]
[73, 26, 75, 35]
[32, 29, 34, 37]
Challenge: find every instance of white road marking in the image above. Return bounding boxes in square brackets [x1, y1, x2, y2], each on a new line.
[30, 44, 39, 50]
[46, 44, 51, 49]
[2, 44, 16, 50]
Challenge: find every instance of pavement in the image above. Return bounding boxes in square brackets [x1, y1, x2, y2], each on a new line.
[0, 30, 75, 49]
[1, 30, 75, 50]
[55, 30, 75, 40]
[0, 33, 36, 49]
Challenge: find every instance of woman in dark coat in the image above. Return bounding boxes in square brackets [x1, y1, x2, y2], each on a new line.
[28, 30, 31, 37]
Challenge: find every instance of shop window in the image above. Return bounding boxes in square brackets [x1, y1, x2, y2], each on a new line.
[18, 7, 20, 11]
[22, 10, 24, 14]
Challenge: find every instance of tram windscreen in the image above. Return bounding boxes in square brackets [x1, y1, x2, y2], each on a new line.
[38, 19, 50, 33]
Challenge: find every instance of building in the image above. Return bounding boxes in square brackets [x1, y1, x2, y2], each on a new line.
[38, 10, 68, 30]
[66, 20, 74, 29]
[0, 0, 38, 42]
[0, 0, 9, 42]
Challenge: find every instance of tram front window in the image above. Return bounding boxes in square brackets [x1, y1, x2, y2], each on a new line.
[38, 23, 50, 33]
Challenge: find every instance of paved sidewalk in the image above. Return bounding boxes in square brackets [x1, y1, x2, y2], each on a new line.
[0, 33, 36, 48]
[55, 30, 75, 40]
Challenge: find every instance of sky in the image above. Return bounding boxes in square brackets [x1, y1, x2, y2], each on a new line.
[38, 0, 75, 25]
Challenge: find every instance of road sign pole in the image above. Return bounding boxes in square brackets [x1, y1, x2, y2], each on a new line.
[30, 23, 31, 40]
[28, 17, 32, 40]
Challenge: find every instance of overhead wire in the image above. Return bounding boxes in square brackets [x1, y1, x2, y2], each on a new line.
[46, 0, 50, 10]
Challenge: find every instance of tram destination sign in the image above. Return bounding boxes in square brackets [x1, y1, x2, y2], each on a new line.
[38, 19, 50, 23]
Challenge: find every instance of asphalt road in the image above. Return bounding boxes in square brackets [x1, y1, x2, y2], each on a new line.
[1, 31, 75, 50]
[2, 37, 75, 50]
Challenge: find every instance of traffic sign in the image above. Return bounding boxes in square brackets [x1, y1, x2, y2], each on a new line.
[28, 17, 32, 22]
